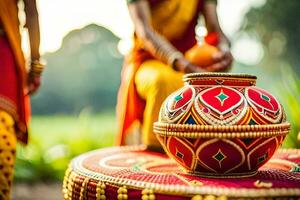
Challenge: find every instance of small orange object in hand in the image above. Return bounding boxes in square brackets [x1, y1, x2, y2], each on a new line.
[185, 42, 219, 68]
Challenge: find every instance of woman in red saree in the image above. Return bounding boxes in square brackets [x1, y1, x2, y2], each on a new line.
[0, 0, 43, 198]
[116, 0, 233, 150]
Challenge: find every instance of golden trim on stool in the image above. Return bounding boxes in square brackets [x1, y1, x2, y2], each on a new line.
[63, 147, 300, 199]
[117, 186, 128, 200]
[79, 178, 89, 200]
[96, 181, 106, 200]
[67, 171, 76, 200]
[191, 195, 228, 200]
[63, 167, 72, 200]
[142, 188, 155, 200]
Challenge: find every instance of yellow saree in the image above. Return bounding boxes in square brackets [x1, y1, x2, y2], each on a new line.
[116, 0, 204, 146]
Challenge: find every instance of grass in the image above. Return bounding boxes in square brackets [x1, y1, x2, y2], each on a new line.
[14, 111, 116, 182]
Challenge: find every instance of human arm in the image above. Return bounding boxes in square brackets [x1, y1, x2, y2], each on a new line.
[24, 0, 43, 95]
[202, 0, 233, 71]
[128, 0, 203, 73]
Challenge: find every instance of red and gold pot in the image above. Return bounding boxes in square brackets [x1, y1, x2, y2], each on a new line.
[154, 73, 290, 177]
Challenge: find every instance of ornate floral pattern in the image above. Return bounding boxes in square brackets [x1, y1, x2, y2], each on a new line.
[161, 75, 284, 126]
[157, 133, 286, 176]
[195, 86, 248, 125]
[63, 146, 300, 199]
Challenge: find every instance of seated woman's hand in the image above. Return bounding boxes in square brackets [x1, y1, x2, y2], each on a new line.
[206, 50, 233, 72]
[205, 35, 233, 72]
[173, 57, 205, 73]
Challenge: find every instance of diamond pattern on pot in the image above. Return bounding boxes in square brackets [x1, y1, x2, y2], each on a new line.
[213, 149, 227, 168]
[194, 86, 248, 125]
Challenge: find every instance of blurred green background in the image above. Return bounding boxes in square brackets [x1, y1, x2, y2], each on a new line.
[15, 0, 300, 183]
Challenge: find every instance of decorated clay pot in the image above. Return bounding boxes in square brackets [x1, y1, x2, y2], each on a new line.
[154, 73, 290, 177]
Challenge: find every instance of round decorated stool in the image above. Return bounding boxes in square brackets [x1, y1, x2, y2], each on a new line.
[63, 146, 300, 200]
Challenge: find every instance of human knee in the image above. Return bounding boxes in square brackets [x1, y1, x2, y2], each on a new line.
[135, 69, 169, 96]
[148, 71, 170, 92]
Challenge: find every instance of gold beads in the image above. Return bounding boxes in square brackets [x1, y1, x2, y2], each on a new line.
[141, 188, 155, 200]
[216, 196, 228, 200]
[66, 171, 76, 200]
[191, 195, 227, 200]
[191, 195, 203, 200]
[117, 186, 128, 200]
[79, 178, 89, 200]
[96, 181, 106, 200]
[62, 167, 72, 200]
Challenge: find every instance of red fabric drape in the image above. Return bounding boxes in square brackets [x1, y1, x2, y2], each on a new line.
[0, 35, 30, 144]
[0, 0, 30, 144]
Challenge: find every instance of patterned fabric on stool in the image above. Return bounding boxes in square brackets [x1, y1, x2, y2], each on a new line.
[63, 146, 300, 200]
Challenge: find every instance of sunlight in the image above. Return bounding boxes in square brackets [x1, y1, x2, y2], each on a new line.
[232, 34, 264, 65]
[36, 0, 133, 54]
[24, 0, 254, 55]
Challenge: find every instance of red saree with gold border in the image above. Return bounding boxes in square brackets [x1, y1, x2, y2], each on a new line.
[0, 0, 30, 144]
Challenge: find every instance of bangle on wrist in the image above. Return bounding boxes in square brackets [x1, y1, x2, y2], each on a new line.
[30, 59, 46, 76]
[168, 51, 184, 69]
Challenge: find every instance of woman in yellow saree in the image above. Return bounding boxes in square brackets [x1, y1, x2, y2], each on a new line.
[0, 0, 43, 199]
[116, 0, 233, 150]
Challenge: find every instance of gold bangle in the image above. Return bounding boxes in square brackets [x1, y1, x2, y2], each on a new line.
[31, 59, 46, 67]
[30, 59, 46, 76]
[167, 51, 184, 68]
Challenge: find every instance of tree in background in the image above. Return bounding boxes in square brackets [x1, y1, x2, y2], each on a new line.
[241, 0, 300, 74]
[240, 0, 300, 148]
[31, 24, 122, 114]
